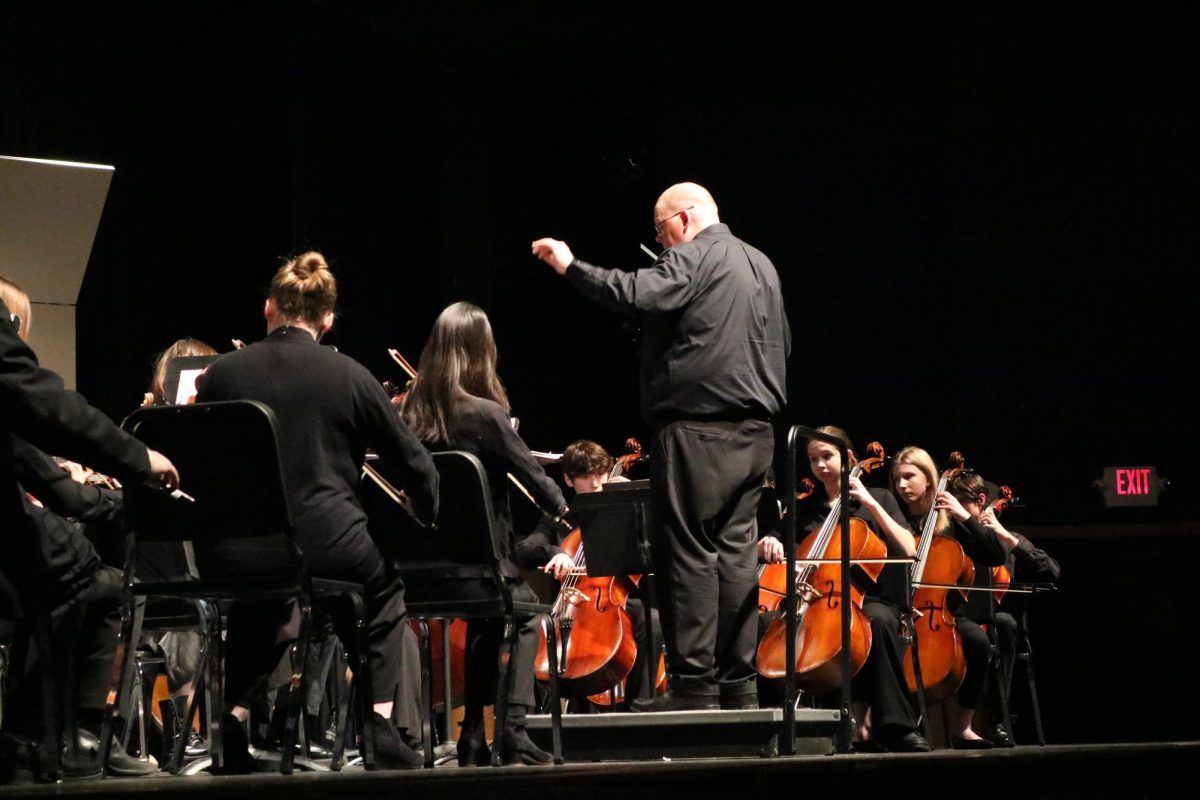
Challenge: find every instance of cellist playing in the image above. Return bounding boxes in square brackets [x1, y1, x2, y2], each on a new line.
[892, 448, 1009, 748]
[758, 426, 930, 752]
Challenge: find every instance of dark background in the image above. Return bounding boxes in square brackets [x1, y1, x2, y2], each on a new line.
[4, 3, 1196, 743]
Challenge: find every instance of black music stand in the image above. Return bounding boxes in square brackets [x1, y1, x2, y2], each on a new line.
[572, 480, 658, 699]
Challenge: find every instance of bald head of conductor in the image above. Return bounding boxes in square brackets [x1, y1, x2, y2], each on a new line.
[531, 182, 720, 274]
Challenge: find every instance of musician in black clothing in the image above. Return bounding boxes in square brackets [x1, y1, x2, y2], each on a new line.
[533, 182, 789, 712]
[892, 447, 1009, 748]
[972, 481, 1060, 747]
[2, 277, 179, 776]
[758, 427, 931, 752]
[194, 252, 439, 770]
[516, 439, 661, 709]
[402, 301, 565, 766]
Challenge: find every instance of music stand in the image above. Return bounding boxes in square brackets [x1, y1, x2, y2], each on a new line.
[573, 480, 658, 698]
[164, 355, 219, 406]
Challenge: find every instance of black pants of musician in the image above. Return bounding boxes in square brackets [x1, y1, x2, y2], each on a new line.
[457, 580, 540, 717]
[984, 610, 1020, 722]
[955, 615, 993, 710]
[853, 597, 920, 736]
[1, 509, 123, 733]
[650, 418, 773, 702]
[215, 539, 411, 718]
[623, 597, 662, 702]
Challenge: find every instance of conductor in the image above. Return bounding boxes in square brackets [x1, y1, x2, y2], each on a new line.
[532, 182, 790, 710]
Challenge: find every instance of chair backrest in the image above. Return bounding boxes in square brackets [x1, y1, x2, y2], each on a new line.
[122, 401, 292, 545]
[363, 450, 502, 580]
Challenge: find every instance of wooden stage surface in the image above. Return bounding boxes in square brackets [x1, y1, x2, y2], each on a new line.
[2, 742, 1196, 800]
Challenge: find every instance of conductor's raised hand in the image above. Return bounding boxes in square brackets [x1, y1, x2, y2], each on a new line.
[530, 238, 575, 275]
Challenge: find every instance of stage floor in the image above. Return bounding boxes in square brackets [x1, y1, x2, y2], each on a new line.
[2, 743, 1196, 800]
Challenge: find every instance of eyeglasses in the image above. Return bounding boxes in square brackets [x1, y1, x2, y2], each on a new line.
[653, 206, 694, 235]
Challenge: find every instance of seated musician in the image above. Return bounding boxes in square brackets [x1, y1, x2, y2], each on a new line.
[2, 276, 179, 777]
[977, 480, 1060, 747]
[401, 301, 566, 766]
[517, 439, 661, 710]
[892, 447, 1009, 748]
[195, 252, 439, 771]
[757, 426, 930, 752]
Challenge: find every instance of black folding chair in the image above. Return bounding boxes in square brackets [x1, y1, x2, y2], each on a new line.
[99, 401, 375, 775]
[363, 450, 563, 767]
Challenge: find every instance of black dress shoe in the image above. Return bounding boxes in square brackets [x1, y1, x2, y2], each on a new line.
[878, 730, 932, 753]
[369, 712, 423, 770]
[211, 714, 256, 775]
[456, 718, 490, 767]
[497, 724, 554, 766]
[990, 723, 1015, 748]
[631, 692, 719, 712]
[720, 693, 759, 710]
[75, 728, 159, 777]
[951, 736, 995, 750]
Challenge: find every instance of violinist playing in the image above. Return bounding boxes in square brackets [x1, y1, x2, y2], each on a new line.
[896, 462, 1009, 748]
[758, 426, 930, 752]
[195, 252, 439, 771]
[401, 301, 566, 766]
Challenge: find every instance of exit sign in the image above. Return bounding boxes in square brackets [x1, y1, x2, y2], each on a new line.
[1099, 466, 1163, 507]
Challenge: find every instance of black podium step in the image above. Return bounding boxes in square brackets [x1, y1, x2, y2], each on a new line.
[526, 708, 840, 761]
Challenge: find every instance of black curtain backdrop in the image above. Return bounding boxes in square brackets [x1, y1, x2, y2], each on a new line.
[4, 3, 1196, 742]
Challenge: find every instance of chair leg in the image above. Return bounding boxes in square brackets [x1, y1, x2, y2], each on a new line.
[490, 618, 517, 768]
[206, 606, 225, 772]
[349, 593, 375, 772]
[440, 618, 454, 748]
[416, 619, 434, 768]
[329, 642, 351, 770]
[34, 614, 62, 781]
[541, 613, 563, 765]
[279, 599, 312, 775]
[1020, 626, 1046, 746]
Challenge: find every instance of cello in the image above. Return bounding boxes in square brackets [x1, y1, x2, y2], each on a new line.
[758, 477, 815, 613]
[533, 442, 643, 697]
[986, 485, 1016, 604]
[902, 452, 974, 703]
[755, 442, 889, 694]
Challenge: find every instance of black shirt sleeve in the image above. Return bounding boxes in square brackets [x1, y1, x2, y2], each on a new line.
[354, 371, 439, 526]
[1011, 533, 1061, 582]
[1, 302, 151, 483]
[952, 515, 1009, 568]
[514, 515, 569, 570]
[478, 403, 568, 517]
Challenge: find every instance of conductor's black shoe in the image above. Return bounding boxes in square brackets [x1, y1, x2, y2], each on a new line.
[951, 736, 994, 750]
[719, 694, 759, 710]
[990, 724, 1015, 748]
[456, 718, 490, 767]
[877, 729, 932, 753]
[631, 692, 719, 712]
[369, 712, 423, 770]
[497, 725, 554, 766]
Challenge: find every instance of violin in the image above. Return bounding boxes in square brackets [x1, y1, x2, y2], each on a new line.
[755, 441, 890, 694]
[534, 441, 643, 697]
[902, 452, 973, 702]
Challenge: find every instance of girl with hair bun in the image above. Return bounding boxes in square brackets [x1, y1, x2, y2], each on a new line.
[195, 251, 440, 771]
